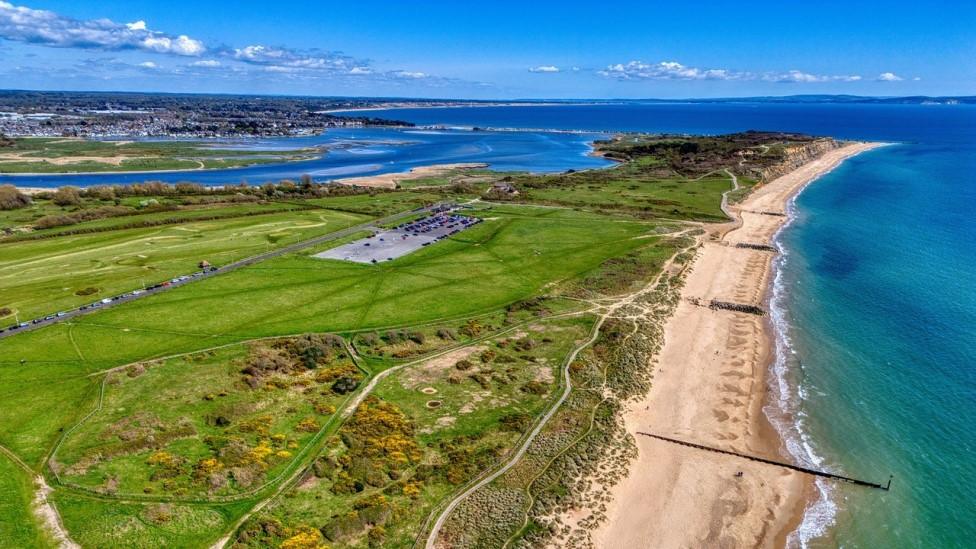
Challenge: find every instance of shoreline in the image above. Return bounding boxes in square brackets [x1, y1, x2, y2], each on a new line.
[322, 101, 603, 115]
[591, 142, 883, 548]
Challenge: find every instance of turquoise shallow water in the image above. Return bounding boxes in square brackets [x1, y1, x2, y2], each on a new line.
[776, 141, 976, 547]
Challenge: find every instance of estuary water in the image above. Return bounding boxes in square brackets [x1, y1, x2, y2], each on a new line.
[0, 127, 611, 188]
[366, 102, 976, 548]
[8, 101, 976, 547]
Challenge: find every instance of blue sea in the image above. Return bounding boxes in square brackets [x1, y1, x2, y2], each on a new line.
[8, 102, 975, 546]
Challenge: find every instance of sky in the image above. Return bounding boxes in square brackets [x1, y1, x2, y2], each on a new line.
[0, 0, 973, 99]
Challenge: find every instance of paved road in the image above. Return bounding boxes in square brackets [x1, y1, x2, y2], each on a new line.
[0, 202, 452, 340]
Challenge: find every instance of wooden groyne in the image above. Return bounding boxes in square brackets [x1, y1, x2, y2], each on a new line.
[734, 242, 777, 252]
[709, 300, 766, 316]
[637, 432, 892, 491]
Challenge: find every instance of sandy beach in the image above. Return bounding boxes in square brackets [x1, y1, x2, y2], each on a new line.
[592, 142, 883, 548]
[334, 162, 487, 189]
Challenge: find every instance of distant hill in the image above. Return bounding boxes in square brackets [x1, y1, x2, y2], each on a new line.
[641, 95, 976, 105]
[0, 89, 972, 108]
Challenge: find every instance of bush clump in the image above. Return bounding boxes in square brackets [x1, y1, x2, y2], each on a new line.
[0, 184, 31, 210]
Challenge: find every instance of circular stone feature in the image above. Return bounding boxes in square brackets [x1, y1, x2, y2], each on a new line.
[420, 387, 438, 394]
[425, 400, 442, 409]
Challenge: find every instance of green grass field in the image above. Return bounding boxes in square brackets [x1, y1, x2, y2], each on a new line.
[49, 494, 241, 549]
[509, 159, 736, 220]
[0, 207, 369, 320]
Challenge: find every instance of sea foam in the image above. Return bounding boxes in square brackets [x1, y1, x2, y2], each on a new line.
[767, 183, 838, 548]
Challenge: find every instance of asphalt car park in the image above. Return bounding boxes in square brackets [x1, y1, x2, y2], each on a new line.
[314, 212, 481, 264]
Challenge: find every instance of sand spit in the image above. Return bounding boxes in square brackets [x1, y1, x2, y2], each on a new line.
[334, 163, 487, 189]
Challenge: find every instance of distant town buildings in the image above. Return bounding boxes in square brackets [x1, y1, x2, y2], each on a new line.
[0, 91, 413, 138]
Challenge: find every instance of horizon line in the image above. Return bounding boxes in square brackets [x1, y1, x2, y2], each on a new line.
[1, 88, 974, 103]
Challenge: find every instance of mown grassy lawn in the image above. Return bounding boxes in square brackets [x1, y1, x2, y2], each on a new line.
[0, 200, 307, 234]
[0, 194, 303, 230]
[0, 207, 369, 320]
[58, 206, 650, 339]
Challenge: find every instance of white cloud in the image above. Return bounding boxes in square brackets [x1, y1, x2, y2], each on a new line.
[0, 2, 469, 89]
[913, 76, 922, 81]
[596, 59, 869, 85]
[232, 44, 354, 73]
[0, 1, 205, 56]
[599, 60, 744, 80]
[141, 34, 203, 56]
[394, 70, 427, 79]
[762, 70, 861, 83]
[234, 44, 285, 62]
[877, 72, 903, 82]
[529, 65, 560, 73]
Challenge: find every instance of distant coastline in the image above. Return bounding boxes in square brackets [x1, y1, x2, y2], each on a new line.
[323, 101, 594, 115]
